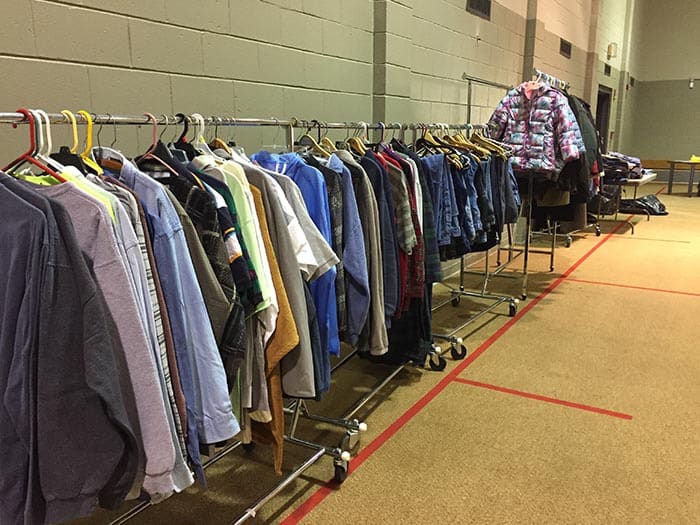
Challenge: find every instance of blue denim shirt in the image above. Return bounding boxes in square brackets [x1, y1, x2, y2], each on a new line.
[250, 152, 340, 362]
[421, 154, 461, 246]
[326, 154, 370, 345]
[113, 159, 239, 482]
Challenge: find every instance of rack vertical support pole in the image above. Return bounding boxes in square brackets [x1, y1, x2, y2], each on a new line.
[466, 80, 473, 124]
[522, 172, 534, 299]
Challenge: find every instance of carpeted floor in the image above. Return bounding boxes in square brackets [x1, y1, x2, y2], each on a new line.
[75, 183, 700, 524]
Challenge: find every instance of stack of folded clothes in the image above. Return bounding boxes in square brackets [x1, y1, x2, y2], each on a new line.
[602, 151, 642, 181]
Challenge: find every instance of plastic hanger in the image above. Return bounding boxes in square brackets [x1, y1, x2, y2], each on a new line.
[191, 113, 217, 156]
[172, 112, 198, 160]
[50, 110, 90, 174]
[33, 109, 68, 175]
[76, 110, 104, 174]
[2, 108, 67, 181]
[134, 113, 181, 177]
[62, 110, 80, 153]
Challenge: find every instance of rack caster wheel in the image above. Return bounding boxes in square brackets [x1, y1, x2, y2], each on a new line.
[451, 295, 461, 307]
[242, 442, 256, 453]
[509, 301, 518, 317]
[520, 293, 527, 301]
[429, 354, 447, 371]
[595, 225, 601, 236]
[450, 343, 467, 360]
[564, 236, 572, 248]
[333, 460, 349, 484]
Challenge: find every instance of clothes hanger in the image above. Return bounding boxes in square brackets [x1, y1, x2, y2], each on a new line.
[94, 113, 127, 172]
[2, 108, 67, 181]
[76, 110, 104, 174]
[33, 109, 68, 175]
[319, 122, 337, 153]
[50, 109, 90, 174]
[191, 113, 217, 156]
[346, 122, 367, 155]
[62, 109, 79, 153]
[209, 116, 233, 155]
[364, 121, 386, 151]
[261, 118, 289, 153]
[134, 113, 180, 176]
[172, 112, 199, 160]
[296, 120, 331, 157]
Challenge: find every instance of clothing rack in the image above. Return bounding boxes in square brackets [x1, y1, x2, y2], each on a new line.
[1, 111, 477, 524]
[424, 76, 521, 360]
[461, 73, 566, 300]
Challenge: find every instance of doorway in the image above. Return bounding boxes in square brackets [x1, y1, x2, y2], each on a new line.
[596, 85, 613, 153]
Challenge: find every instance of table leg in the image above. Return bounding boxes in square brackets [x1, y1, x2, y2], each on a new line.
[668, 163, 675, 194]
[688, 165, 696, 197]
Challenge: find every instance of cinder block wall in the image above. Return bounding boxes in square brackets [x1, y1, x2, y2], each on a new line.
[0, 0, 654, 159]
[0, 0, 375, 156]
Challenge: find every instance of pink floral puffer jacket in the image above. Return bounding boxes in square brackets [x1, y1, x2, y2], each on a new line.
[488, 83, 586, 178]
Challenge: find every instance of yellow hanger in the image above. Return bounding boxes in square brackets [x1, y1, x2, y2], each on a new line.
[347, 136, 366, 155]
[320, 136, 337, 152]
[77, 110, 104, 174]
[61, 110, 80, 153]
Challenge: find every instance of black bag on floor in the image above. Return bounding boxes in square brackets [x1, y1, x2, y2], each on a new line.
[589, 185, 620, 215]
[619, 194, 668, 215]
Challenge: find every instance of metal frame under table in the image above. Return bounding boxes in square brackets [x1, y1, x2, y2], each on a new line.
[598, 171, 658, 234]
[667, 160, 700, 197]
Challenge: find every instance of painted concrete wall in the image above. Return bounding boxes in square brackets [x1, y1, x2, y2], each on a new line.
[1, 0, 686, 160]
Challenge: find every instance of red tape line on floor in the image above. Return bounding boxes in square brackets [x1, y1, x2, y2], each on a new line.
[280, 215, 632, 525]
[451, 377, 632, 420]
[566, 277, 700, 297]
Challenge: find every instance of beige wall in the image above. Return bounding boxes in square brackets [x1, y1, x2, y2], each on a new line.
[0, 0, 685, 160]
[619, 0, 700, 160]
[0, 0, 376, 155]
[635, 0, 700, 81]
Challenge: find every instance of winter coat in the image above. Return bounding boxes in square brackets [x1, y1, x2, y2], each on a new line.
[488, 83, 585, 179]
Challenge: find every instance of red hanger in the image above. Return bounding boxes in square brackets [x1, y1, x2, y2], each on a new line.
[3, 108, 67, 182]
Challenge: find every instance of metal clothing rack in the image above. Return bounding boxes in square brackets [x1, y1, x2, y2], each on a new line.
[0, 111, 458, 524]
[425, 76, 520, 359]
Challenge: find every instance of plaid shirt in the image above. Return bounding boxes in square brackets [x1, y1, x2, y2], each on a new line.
[397, 148, 442, 283]
[304, 155, 347, 334]
[382, 156, 417, 254]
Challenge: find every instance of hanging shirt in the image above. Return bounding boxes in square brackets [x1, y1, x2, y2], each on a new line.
[101, 152, 239, 483]
[239, 162, 317, 399]
[302, 155, 347, 334]
[28, 180, 179, 498]
[92, 175, 192, 494]
[359, 152, 400, 324]
[324, 154, 370, 345]
[0, 177, 142, 524]
[335, 150, 389, 356]
[190, 155, 278, 343]
[249, 185, 300, 474]
[250, 152, 340, 361]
